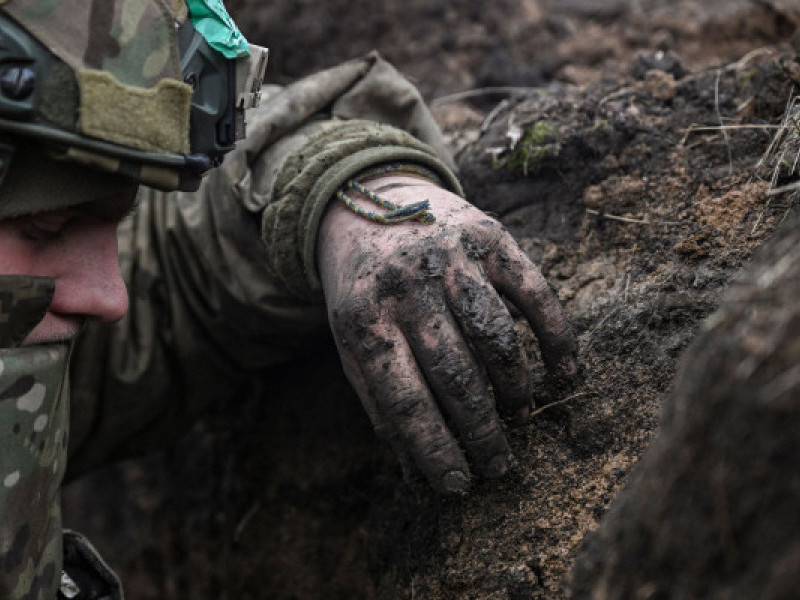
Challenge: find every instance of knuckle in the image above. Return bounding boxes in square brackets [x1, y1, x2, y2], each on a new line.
[330, 297, 374, 337]
[330, 298, 398, 360]
[462, 415, 504, 445]
[450, 273, 489, 318]
[375, 264, 412, 301]
[418, 247, 450, 279]
[479, 313, 524, 361]
[381, 381, 425, 420]
[524, 270, 552, 298]
[472, 216, 505, 238]
[427, 347, 481, 395]
[419, 430, 459, 459]
[459, 231, 492, 261]
[331, 296, 375, 325]
[535, 302, 575, 345]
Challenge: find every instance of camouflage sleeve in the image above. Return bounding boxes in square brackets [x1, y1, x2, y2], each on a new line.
[65, 53, 462, 479]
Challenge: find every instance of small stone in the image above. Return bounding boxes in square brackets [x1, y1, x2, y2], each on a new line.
[643, 70, 677, 101]
[582, 185, 604, 209]
[631, 51, 688, 80]
[442, 470, 469, 495]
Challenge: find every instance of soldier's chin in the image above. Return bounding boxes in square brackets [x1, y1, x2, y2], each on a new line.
[23, 314, 86, 346]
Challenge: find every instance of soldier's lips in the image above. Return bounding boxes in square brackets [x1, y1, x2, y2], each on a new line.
[22, 313, 86, 345]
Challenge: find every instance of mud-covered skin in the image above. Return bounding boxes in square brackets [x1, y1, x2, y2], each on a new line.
[318, 175, 577, 494]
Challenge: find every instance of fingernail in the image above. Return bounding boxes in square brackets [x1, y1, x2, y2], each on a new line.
[485, 455, 509, 479]
[442, 470, 469, 495]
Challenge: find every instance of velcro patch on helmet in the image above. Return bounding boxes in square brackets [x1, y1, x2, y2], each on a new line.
[79, 70, 191, 155]
[3, 0, 183, 88]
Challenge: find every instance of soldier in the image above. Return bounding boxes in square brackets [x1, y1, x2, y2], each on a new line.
[0, 1, 577, 598]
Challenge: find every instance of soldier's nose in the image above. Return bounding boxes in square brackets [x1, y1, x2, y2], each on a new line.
[50, 219, 129, 324]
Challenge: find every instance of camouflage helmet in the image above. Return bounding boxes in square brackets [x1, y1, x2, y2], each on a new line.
[0, 0, 268, 218]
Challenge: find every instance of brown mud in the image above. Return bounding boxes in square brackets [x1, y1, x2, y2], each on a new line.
[63, 1, 800, 598]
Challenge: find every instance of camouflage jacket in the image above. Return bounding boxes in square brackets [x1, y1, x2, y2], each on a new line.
[0, 54, 460, 599]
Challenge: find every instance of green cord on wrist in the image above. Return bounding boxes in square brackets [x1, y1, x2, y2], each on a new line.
[336, 163, 440, 225]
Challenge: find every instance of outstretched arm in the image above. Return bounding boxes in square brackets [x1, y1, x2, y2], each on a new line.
[65, 54, 577, 490]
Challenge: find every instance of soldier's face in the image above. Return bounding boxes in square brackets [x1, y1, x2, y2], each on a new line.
[0, 187, 139, 344]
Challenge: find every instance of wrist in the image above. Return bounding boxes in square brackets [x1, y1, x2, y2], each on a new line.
[321, 175, 441, 231]
[335, 174, 443, 226]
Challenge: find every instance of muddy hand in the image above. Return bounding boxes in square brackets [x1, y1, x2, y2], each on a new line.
[317, 175, 577, 494]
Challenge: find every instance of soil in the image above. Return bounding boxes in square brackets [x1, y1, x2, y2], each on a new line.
[61, 1, 800, 599]
[570, 209, 800, 599]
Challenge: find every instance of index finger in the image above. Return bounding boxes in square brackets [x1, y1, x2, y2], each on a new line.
[484, 237, 578, 376]
[329, 307, 472, 494]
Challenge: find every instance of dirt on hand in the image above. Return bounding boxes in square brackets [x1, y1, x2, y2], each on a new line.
[61, 2, 800, 599]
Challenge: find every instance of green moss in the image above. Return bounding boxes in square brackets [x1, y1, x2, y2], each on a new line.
[593, 119, 612, 135]
[736, 68, 756, 90]
[529, 121, 556, 144]
[506, 121, 561, 175]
